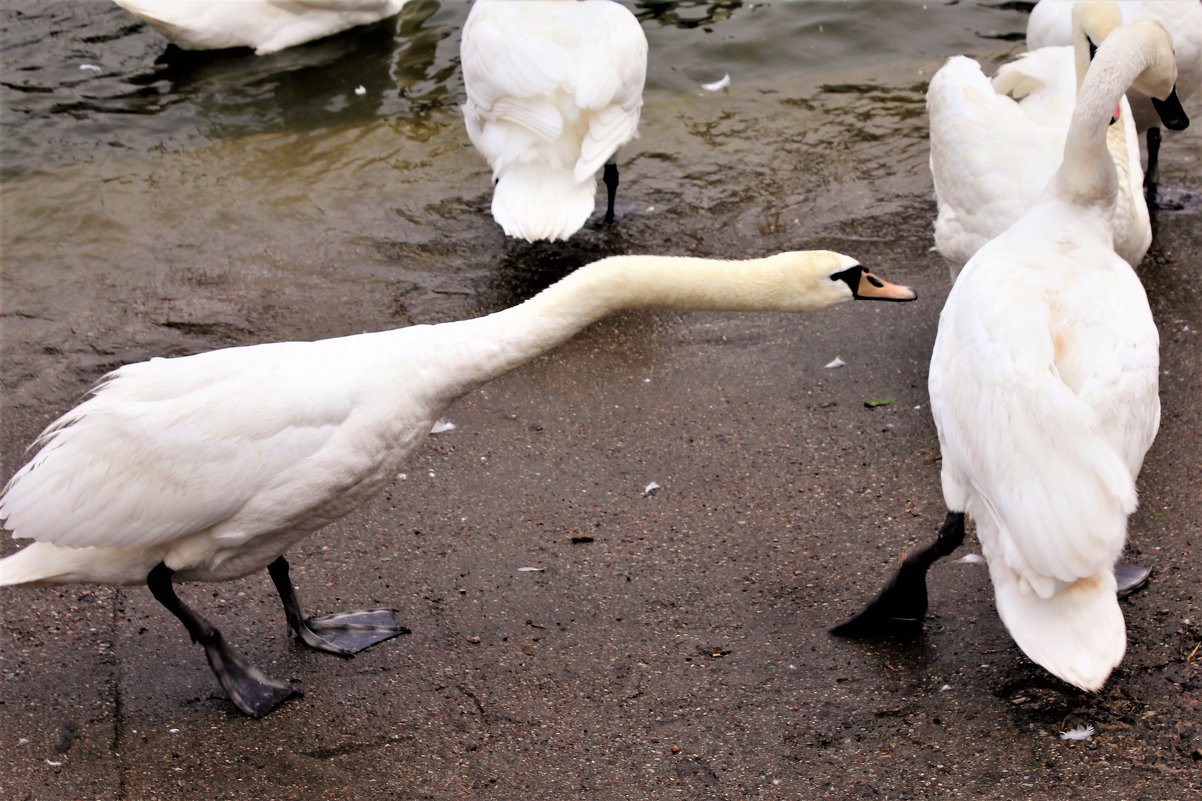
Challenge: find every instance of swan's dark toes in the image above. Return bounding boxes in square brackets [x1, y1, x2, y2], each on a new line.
[203, 630, 302, 717]
[1114, 563, 1151, 599]
[301, 609, 410, 654]
[831, 562, 931, 638]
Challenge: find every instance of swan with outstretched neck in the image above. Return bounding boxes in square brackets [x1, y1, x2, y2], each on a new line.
[1, 251, 915, 717]
[835, 20, 1183, 691]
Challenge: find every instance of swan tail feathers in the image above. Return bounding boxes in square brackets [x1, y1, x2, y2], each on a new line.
[991, 561, 1125, 691]
[0, 542, 156, 587]
[491, 165, 595, 242]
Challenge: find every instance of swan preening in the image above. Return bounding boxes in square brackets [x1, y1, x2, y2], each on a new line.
[836, 20, 1184, 691]
[1027, 0, 1200, 198]
[0, 251, 916, 716]
[460, 0, 648, 242]
[927, 0, 1186, 276]
[110, 0, 408, 55]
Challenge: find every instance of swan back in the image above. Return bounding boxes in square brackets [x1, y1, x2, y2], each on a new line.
[460, 0, 648, 242]
[111, 0, 408, 55]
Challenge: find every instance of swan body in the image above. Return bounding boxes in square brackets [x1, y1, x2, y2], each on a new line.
[0, 251, 916, 715]
[928, 0, 1150, 276]
[1028, 0, 1202, 133]
[929, 20, 1179, 690]
[110, 0, 408, 55]
[460, 0, 648, 242]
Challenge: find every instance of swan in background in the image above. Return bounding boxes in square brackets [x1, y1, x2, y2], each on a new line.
[927, 0, 1172, 277]
[110, 0, 408, 55]
[1, 251, 916, 717]
[460, 0, 648, 242]
[1027, 0, 1199, 199]
[835, 20, 1184, 691]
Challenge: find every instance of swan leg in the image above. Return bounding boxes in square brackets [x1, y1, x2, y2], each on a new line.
[1143, 127, 1160, 203]
[1114, 562, 1151, 598]
[146, 563, 300, 718]
[830, 511, 966, 637]
[602, 162, 619, 224]
[267, 557, 409, 656]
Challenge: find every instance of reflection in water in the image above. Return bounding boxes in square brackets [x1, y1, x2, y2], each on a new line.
[391, 0, 459, 115]
[0, 0, 1035, 177]
[634, 0, 743, 29]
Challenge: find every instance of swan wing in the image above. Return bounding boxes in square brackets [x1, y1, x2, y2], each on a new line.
[0, 342, 356, 551]
[927, 56, 1066, 270]
[574, 4, 647, 180]
[461, 3, 574, 113]
[991, 46, 1077, 128]
[1026, 0, 1073, 50]
[930, 256, 1137, 587]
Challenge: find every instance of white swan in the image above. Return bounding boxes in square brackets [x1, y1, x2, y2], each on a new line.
[928, 0, 1154, 276]
[837, 20, 1182, 691]
[1027, 0, 1199, 195]
[0, 251, 916, 716]
[110, 0, 408, 55]
[460, 0, 648, 242]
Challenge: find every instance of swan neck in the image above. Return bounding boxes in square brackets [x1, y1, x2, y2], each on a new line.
[431, 253, 817, 399]
[1055, 28, 1155, 206]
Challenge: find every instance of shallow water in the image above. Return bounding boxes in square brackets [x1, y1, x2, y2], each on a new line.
[0, 0, 1192, 408]
[0, 1, 1028, 174]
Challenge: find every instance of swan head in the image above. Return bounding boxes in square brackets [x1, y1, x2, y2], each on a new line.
[1072, 0, 1123, 86]
[796, 252, 917, 306]
[1122, 21, 1189, 131]
[745, 251, 913, 306]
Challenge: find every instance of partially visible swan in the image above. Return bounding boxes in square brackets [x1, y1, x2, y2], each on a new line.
[0, 251, 916, 716]
[1027, 0, 1200, 197]
[110, 0, 408, 55]
[928, 0, 1166, 276]
[460, 0, 648, 242]
[835, 21, 1183, 691]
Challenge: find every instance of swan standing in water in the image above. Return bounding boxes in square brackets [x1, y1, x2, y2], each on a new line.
[1, 251, 916, 717]
[460, 0, 648, 242]
[109, 0, 408, 55]
[927, 0, 1185, 276]
[835, 21, 1184, 691]
[1027, 0, 1200, 200]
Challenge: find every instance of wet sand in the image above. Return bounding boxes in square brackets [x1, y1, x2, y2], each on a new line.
[2, 73, 1201, 800]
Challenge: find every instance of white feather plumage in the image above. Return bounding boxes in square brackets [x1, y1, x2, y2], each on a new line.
[929, 21, 1172, 691]
[110, 0, 408, 55]
[460, 0, 648, 242]
[928, 2, 1149, 276]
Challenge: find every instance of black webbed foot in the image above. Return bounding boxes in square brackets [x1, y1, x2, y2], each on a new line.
[268, 557, 409, 657]
[1114, 562, 1151, 599]
[831, 511, 966, 637]
[147, 562, 301, 718]
[298, 609, 410, 655]
[201, 629, 303, 717]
